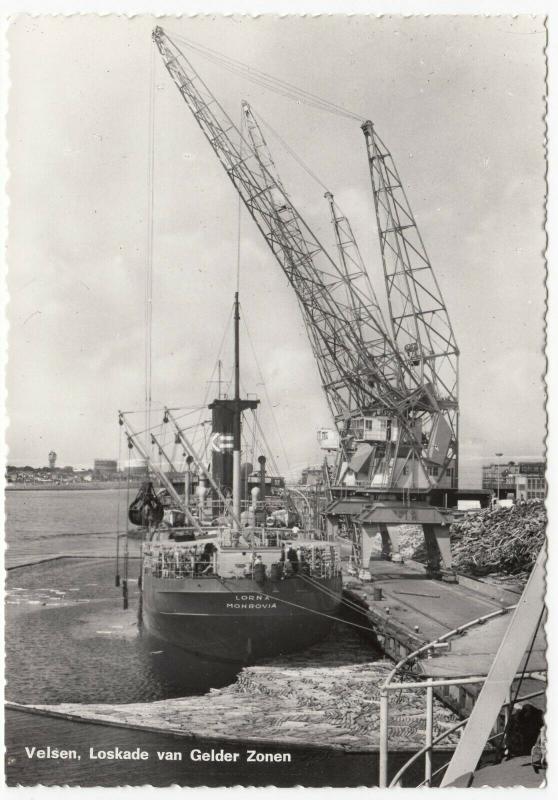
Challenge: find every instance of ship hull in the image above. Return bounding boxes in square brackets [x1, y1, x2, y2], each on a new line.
[142, 574, 343, 663]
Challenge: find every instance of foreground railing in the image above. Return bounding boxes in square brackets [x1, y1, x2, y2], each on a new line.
[378, 604, 546, 787]
[382, 675, 544, 787]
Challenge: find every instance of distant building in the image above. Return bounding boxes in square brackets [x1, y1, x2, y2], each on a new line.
[514, 473, 546, 501]
[48, 450, 57, 470]
[482, 461, 546, 498]
[93, 459, 118, 480]
[128, 467, 149, 478]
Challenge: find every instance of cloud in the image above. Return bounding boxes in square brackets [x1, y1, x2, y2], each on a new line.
[6, 15, 546, 477]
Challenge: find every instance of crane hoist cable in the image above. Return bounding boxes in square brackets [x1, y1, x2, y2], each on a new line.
[165, 28, 362, 122]
[252, 107, 331, 194]
[193, 304, 234, 434]
[252, 107, 386, 319]
[240, 306, 292, 476]
[145, 37, 156, 447]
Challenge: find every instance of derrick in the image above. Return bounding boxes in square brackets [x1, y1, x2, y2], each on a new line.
[152, 26, 459, 493]
[362, 120, 459, 487]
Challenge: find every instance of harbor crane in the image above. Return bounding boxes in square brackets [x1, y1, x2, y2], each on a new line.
[152, 26, 465, 574]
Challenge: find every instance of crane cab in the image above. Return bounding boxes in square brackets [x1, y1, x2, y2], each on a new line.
[317, 429, 340, 451]
[348, 415, 399, 444]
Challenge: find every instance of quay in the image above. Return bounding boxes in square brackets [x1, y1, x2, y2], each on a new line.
[343, 557, 546, 722]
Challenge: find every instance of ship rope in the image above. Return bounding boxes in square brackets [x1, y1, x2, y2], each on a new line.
[217, 577, 377, 635]
[252, 413, 281, 478]
[239, 407, 279, 478]
[122, 438, 133, 610]
[242, 407, 258, 468]
[114, 426, 123, 587]
[298, 571, 374, 620]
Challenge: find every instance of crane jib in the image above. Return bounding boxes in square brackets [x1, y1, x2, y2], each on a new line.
[152, 27, 459, 492]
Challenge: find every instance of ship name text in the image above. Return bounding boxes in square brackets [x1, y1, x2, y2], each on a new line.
[226, 594, 277, 610]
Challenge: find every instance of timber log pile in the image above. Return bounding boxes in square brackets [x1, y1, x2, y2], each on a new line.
[32, 625, 459, 750]
[396, 502, 545, 584]
[449, 500, 546, 579]
[396, 525, 424, 560]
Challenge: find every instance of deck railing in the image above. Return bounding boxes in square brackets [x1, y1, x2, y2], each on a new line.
[378, 604, 546, 787]
[143, 544, 218, 578]
[142, 540, 341, 581]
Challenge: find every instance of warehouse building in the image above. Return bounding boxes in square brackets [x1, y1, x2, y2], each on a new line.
[93, 459, 118, 480]
[482, 461, 545, 500]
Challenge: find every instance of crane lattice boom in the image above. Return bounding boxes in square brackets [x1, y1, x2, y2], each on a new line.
[153, 28, 411, 422]
[153, 27, 459, 491]
[362, 121, 459, 485]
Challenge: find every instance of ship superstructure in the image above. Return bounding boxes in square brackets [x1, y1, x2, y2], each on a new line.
[121, 293, 342, 662]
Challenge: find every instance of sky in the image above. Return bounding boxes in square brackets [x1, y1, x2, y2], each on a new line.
[5, 14, 547, 486]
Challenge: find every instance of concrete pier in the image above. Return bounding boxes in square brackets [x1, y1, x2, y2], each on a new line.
[344, 558, 546, 719]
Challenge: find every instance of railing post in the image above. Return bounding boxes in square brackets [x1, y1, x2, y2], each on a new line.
[379, 687, 389, 788]
[425, 680, 434, 786]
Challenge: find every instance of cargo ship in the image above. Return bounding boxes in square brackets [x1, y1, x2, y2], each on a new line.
[126, 293, 342, 663]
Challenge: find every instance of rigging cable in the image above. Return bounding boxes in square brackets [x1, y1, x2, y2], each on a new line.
[235, 108, 244, 294]
[253, 107, 330, 194]
[166, 29, 362, 122]
[114, 426, 123, 587]
[218, 577, 376, 635]
[252, 414, 281, 477]
[241, 306, 292, 477]
[145, 37, 156, 450]
[123, 438, 133, 610]
[299, 571, 374, 619]
[194, 304, 234, 435]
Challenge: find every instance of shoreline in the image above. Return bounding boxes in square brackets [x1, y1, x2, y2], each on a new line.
[5, 481, 140, 492]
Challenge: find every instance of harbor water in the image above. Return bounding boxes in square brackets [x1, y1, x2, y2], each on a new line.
[5, 488, 438, 787]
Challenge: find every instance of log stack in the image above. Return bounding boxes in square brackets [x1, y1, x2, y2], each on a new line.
[449, 500, 545, 580]
[396, 501, 545, 584]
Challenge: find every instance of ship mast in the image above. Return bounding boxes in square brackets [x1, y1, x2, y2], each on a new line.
[232, 291, 241, 531]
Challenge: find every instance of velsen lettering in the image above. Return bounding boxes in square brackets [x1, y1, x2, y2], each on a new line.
[25, 747, 79, 760]
[89, 747, 149, 760]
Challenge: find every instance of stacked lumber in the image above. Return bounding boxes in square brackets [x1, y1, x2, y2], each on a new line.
[396, 525, 424, 560]
[33, 624, 460, 750]
[449, 500, 546, 579]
